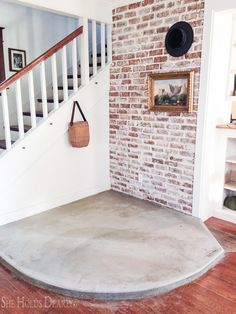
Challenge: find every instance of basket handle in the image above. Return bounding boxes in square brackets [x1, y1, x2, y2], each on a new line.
[70, 101, 87, 126]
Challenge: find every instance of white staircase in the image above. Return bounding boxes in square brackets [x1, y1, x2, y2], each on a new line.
[0, 19, 112, 156]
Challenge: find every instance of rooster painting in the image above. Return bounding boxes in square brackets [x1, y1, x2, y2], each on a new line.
[169, 84, 181, 97]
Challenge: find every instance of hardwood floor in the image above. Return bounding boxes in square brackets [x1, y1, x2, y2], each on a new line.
[0, 217, 235, 313]
[205, 217, 236, 252]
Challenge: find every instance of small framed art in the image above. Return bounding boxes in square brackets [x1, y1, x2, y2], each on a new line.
[148, 71, 194, 113]
[8, 48, 26, 72]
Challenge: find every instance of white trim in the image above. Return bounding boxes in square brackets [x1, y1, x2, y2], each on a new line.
[192, 8, 215, 220]
[213, 208, 236, 224]
[193, 0, 236, 221]
[0, 184, 110, 226]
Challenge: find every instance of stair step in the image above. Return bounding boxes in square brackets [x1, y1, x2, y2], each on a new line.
[58, 86, 74, 90]
[0, 140, 15, 150]
[67, 74, 81, 79]
[67, 73, 92, 79]
[37, 98, 63, 104]
[91, 62, 101, 67]
[91, 52, 108, 58]
[10, 125, 31, 132]
[23, 111, 44, 117]
[79, 63, 101, 68]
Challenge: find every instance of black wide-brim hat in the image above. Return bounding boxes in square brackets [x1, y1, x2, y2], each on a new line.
[165, 21, 194, 57]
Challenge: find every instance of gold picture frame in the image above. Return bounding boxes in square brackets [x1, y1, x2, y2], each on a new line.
[148, 71, 194, 113]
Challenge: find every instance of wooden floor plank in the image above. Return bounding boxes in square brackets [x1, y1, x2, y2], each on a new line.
[207, 264, 236, 287]
[196, 273, 236, 303]
[179, 283, 236, 314]
[205, 217, 236, 236]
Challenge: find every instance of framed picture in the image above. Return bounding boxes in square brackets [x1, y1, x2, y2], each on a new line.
[148, 71, 194, 113]
[8, 48, 26, 72]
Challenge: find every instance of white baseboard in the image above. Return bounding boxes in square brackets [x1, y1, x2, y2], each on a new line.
[213, 208, 236, 224]
[0, 183, 111, 226]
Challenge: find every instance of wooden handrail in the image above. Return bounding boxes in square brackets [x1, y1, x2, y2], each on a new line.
[0, 26, 83, 92]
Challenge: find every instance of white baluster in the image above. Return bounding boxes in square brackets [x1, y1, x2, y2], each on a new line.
[72, 38, 78, 92]
[107, 24, 112, 63]
[77, 18, 82, 72]
[80, 17, 90, 86]
[28, 71, 37, 128]
[40, 61, 48, 118]
[15, 79, 24, 139]
[101, 23, 106, 69]
[92, 20, 97, 76]
[51, 54, 59, 109]
[2, 89, 11, 150]
[62, 46, 68, 101]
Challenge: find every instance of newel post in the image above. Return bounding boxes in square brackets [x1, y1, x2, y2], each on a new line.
[0, 27, 6, 83]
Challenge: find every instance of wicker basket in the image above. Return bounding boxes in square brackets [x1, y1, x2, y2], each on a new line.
[69, 121, 89, 148]
[68, 101, 90, 148]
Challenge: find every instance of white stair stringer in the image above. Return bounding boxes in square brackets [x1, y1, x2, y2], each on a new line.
[0, 66, 111, 226]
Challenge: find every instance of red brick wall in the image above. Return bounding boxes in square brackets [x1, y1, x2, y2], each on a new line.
[110, 0, 205, 214]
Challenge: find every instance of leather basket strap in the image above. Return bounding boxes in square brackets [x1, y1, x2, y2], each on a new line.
[70, 101, 87, 126]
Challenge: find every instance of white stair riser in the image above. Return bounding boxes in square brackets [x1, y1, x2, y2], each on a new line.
[58, 89, 74, 99]
[72, 66, 101, 82]
[78, 66, 94, 75]
[23, 116, 42, 125]
[66, 78, 82, 87]
[89, 56, 102, 64]
[10, 130, 20, 142]
[89, 56, 108, 64]
[37, 102, 58, 112]
[44, 88, 75, 101]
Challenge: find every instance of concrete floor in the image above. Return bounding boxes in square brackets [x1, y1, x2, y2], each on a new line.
[0, 191, 223, 300]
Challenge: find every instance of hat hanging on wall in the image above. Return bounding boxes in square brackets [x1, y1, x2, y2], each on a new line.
[165, 21, 194, 57]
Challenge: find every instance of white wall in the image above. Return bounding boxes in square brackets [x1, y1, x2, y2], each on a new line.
[8, 0, 112, 23]
[110, 0, 138, 8]
[0, 1, 78, 137]
[193, 0, 236, 221]
[0, 0, 111, 225]
[0, 67, 111, 225]
[0, 1, 78, 80]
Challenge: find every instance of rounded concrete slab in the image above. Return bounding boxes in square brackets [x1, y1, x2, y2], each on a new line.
[0, 191, 223, 300]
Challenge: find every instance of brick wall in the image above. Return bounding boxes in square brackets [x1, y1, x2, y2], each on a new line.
[110, 0, 205, 214]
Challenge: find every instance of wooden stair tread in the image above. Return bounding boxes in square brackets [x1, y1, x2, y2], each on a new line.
[10, 125, 31, 132]
[0, 139, 15, 150]
[67, 74, 82, 79]
[37, 98, 63, 103]
[79, 63, 101, 67]
[92, 52, 108, 57]
[23, 111, 44, 117]
[67, 73, 92, 79]
[90, 62, 101, 67]
[58, 86, 74, 90]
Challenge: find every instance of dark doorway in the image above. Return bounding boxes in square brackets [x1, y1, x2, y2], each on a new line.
[0, 27, 5, 83]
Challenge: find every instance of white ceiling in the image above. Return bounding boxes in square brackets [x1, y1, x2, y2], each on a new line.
[102, 0, 138, 8]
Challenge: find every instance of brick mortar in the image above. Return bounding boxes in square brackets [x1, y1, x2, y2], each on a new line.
[110, 0, 205, 214]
